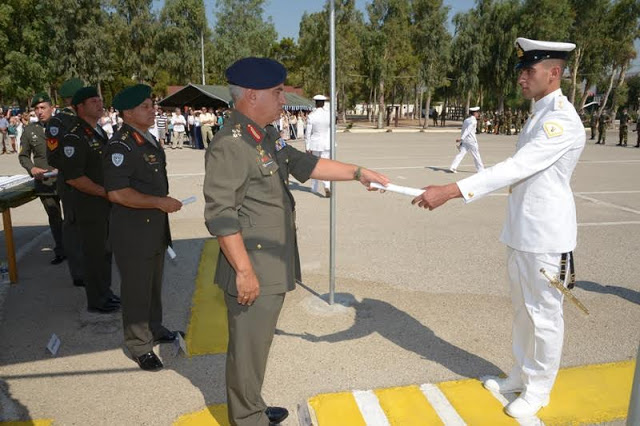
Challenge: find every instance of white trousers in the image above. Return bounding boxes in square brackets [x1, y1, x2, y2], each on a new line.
[450, 142, 484, 172]
[311, 150, 330, 193]
[507, 248, 565, 403]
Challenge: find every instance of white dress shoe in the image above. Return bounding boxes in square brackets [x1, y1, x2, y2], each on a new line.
[449, 168, 458, 173]
[505, 395, 549, 418]
[483, 376, 524, 393]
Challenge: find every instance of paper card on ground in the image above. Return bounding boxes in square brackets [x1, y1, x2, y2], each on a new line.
[47, 334, 60, 356]
[174, 332, 188, 356]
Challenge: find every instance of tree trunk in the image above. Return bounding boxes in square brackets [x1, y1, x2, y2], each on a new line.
[579, 78, 591, 110]
[418, 88, 424, 127]
[369, 85, 375, 122]
[609, 61, 629, 112]
[465, 89, 471, 116]
[377, 79, 384, 129]
[423, 88, 431, 129]
[341, 84, 347, 124]
[569, 47, 582, 105]
[598, 67, 618, 116]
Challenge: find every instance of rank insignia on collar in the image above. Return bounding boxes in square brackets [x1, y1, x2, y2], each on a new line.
[132, 132, 145, 146]
[232, 123, 242, 138]
[246, 124, 263, 142]
[84, 127, 93, 137]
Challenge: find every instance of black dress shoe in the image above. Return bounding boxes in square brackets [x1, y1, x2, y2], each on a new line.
[265, 406, 288, 424]
[135, 351, 163, 371]
[154, 330, 185, 344]
[109, 294, 121, 303]
[73, 279, 85, 287]
[87, 300, 120, 314]
[50, 255, 66, 265]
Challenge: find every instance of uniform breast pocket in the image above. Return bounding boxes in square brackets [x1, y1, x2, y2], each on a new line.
[258, 158, 279, 177]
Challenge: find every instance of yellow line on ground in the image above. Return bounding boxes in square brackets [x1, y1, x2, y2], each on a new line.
[308, 392, 367, 426]
[185, 239, 228, 356]
[539, 359, 635, 424]
[173, 404, 229, 426]
[438, 378, 518, 425]
[0, 421, 53, 426]
[374, 385, 443, 426]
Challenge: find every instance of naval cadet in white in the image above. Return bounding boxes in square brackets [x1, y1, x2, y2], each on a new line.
[305, 94, 332, 197]
[412, 37, 584, 419]
[449, 106, 484, 173]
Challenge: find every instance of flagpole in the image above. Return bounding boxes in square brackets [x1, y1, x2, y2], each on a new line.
[329, 0, 337, 305]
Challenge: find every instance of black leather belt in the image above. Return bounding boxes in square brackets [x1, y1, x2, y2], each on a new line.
[560, 252, 576, 289]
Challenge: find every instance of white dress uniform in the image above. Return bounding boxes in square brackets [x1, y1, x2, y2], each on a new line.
[457, 87, 585, 407]
[305, 96, 331, 195]
[450, 110, 484, 173]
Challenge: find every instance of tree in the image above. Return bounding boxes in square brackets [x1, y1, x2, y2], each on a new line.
[156, 0, 209, 85]
[450, 10, 484, 115]
[208, 0, 277, 84]
[412, 0, 451, 128]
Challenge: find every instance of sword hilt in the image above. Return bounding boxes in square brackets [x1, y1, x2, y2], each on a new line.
[540, 268, 590, 315]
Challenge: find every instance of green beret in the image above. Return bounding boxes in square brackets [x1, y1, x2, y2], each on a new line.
[112, 84, 152, 111]
[72, 86, 99, 106]
[31, 92, 51, 107]
[58, 78, 84, 98]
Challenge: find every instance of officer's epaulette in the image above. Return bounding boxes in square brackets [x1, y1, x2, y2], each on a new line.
[108, 139, 132, 151]
[553, 96, 567, 111]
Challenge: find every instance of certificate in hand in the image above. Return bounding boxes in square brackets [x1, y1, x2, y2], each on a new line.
[370, 182, 425, 197]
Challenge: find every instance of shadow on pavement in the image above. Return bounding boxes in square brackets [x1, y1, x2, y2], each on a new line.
[576, 280, 640, 305]
[278, 292, 501, 379]
[0, 379, 32, 422]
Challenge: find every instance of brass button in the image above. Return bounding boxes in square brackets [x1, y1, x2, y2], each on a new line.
[269, 170, 273, 175]
[468, 192, 474, 198]
[257, 244, 262, 249]
[146, 219, 150, 223]
[286, 159, 289, 164]
[155, 169, 158, 172]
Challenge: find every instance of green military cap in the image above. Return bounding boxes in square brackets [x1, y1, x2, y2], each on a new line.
[72, 86, 100, 106]
[112, 84, 152, 111]
[59, 77, 84, 98]
[31, 92, 51, 107]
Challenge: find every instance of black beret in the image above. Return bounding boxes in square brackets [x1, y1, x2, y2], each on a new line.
[112, 84, 152, 111]
[72, 86, 99, 106]
[59, 78, 84, 98]
[31, 92, 51, 107]
[225, 57, 287, 89]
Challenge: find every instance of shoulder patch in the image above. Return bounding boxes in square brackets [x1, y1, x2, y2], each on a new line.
[543, 121, 564, 138]
[49, 126, 59, 137]
[108, 140, 132, 151]
[63, 146, 75, 158]
[111, 153, 124, 167]
[275, 138, 287, 152]
[246, 124, 263, 142]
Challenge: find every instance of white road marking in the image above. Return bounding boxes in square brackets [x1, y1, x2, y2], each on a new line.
[419, 383, 466, 426]
[578, 221, 640, 227]
[352, 390, 390, 426]
[575, 194, 640, 215]
[16, 229, 51, 262]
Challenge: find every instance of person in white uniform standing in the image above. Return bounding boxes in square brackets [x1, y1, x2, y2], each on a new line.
[449, 106, 484, 173]
[412, 37, 584, 419]
[306, 95, 331, 197]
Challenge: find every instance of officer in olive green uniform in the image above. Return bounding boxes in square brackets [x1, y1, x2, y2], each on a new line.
[204, 58, 389, 426]
[618, 108, 629, 146]
[18, 93, 65, 264]
[47, 77, 85, 286]
[103, 84, 183, 372]
[597, 111, 609, 144]
[590, 112, 597, 140]
[58, 87, 119, 313]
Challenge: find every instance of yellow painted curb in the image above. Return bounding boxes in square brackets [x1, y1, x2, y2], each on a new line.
[308, 392, 366, 426]
[173, 404, 229, 426]
[439, 378, 518, 425]
[375, 385, 443, 425]
[185, 239, 228, 356]
[0, 421, 53, 426]
[539, 359, 635, 424]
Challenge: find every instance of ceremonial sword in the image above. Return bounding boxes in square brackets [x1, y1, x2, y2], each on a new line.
[540, 268, 590, 315]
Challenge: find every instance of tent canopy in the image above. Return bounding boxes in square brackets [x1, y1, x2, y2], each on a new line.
[158, 84, 313, 111]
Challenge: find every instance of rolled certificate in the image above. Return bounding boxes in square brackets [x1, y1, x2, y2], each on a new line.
[43, 171, 58, 178]
[181, 196, 196, 206]
[167, 246, 177, 259]
[370, 182, 425, 197]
